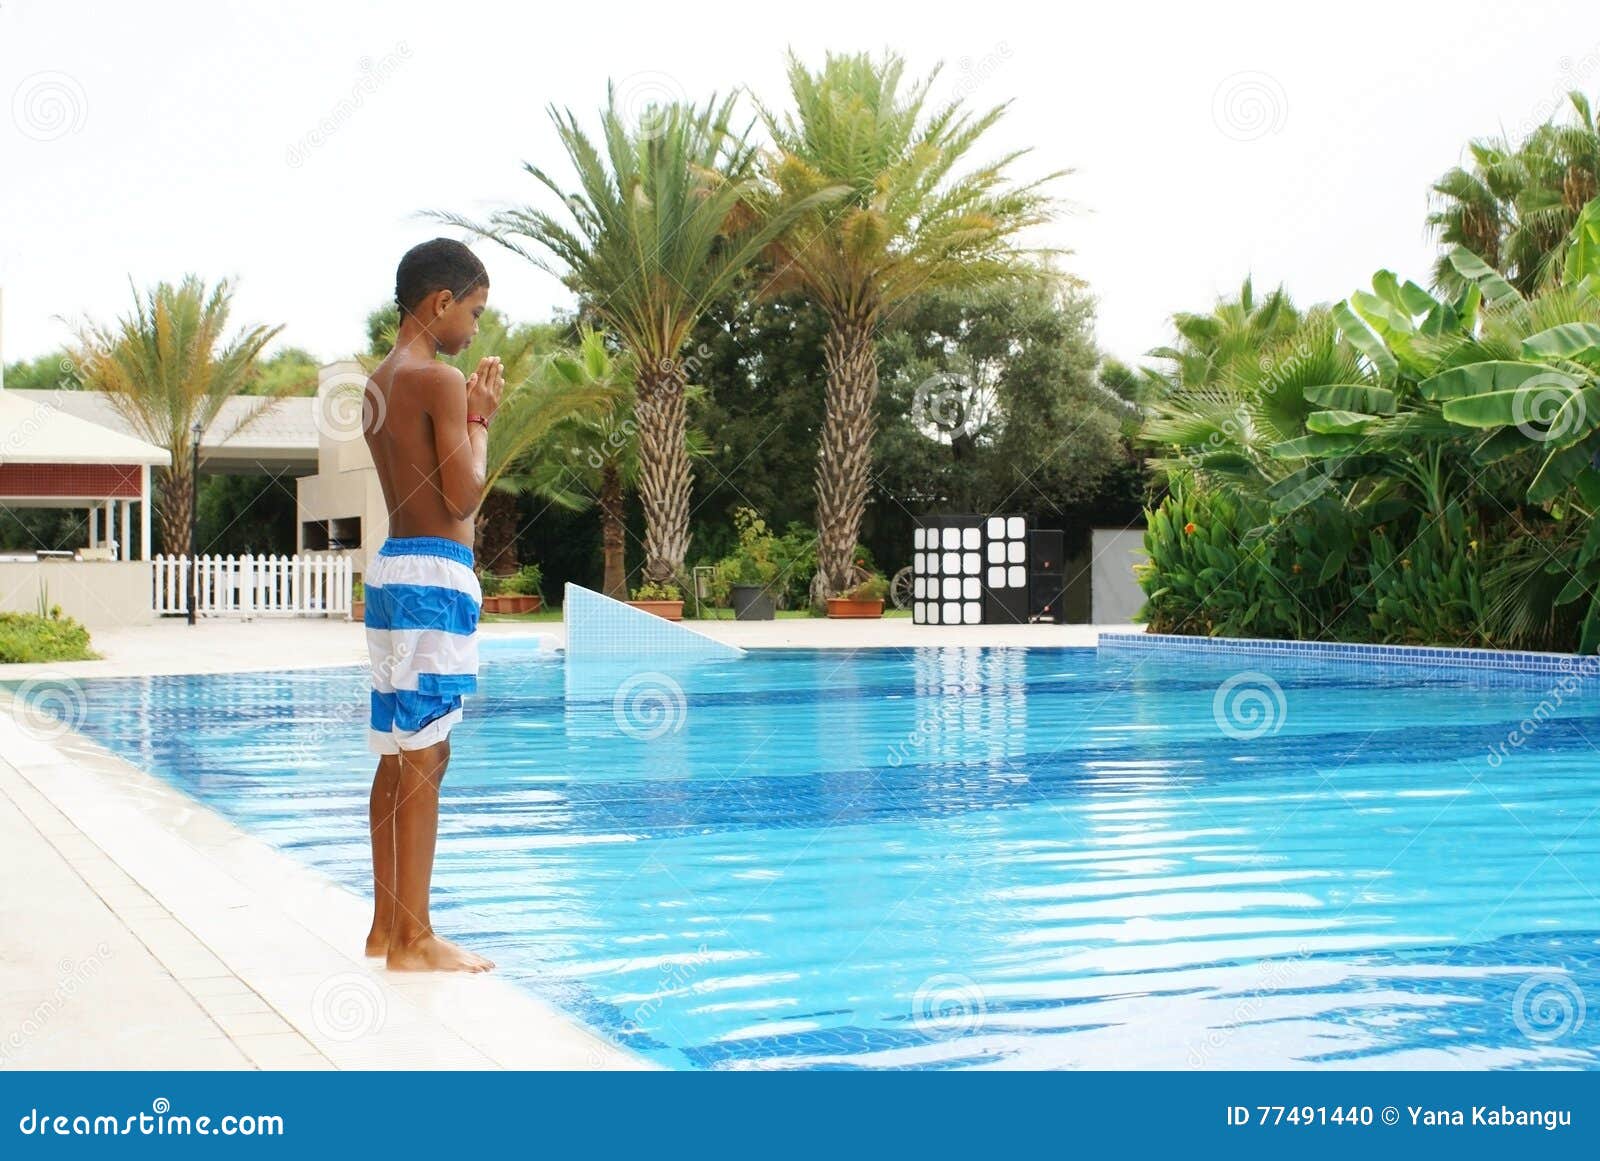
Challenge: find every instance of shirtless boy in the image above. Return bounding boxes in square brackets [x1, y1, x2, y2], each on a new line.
[361, 238, 503, 972]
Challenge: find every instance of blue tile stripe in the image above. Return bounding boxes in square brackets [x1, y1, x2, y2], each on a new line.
[1097, 631, 1600, 676]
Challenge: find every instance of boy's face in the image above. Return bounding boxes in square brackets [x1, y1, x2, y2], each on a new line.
[424, 285, 489, 356]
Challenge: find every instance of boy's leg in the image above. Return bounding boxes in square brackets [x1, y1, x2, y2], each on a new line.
[365, 754, 400, 956]
[386, 737, 494, 972]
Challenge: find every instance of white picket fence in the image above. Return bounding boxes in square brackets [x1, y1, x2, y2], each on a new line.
[152, 554, 355, 619]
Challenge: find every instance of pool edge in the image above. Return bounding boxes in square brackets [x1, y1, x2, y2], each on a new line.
[0, 692, 657, 1072]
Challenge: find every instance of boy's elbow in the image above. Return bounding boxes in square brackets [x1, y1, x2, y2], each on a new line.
[445, 480, 485, 522]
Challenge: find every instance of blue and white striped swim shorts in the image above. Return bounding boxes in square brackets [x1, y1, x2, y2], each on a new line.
[363, 536, 482, 755]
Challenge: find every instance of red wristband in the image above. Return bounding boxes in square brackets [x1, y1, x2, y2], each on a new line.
[467, 414, 490, 430]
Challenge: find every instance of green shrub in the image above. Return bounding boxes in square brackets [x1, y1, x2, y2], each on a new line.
[631, 581, 682, 601]
[0, 611, 96, 663]
[1361, 504, 1485, 646]
[1137, 481, 1367, 641]
[843, 574, 889, 602]
[503, 562, 543, 597]
[479, 572, 504, 597]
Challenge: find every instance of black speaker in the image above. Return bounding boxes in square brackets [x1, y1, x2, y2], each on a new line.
[1028, 529, 1065, 572]
[1027, 529, 1067, 623]
[983, 587, 1031, 625]
[1029, 577, 1067, 622]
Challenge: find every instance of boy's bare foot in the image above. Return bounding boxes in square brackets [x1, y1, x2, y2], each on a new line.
[364, 927, 389, 958]
[386, 932, 494, 973]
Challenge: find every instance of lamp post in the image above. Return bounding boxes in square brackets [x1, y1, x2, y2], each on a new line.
[187, 419, 201, 626]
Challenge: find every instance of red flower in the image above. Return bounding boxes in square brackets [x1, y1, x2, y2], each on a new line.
[1183, 522, 1197, 535]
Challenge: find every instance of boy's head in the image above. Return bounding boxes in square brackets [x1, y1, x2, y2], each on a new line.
[395, 238, 489, 355]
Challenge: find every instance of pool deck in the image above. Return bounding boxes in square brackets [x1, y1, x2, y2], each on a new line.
[0, 617, 1134, 1070]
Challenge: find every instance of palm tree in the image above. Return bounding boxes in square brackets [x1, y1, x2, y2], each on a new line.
[755, 51, 1059, 596]
[519, 330, 715, 598]
[70, 277, 280, 553]
[1145, 276, 1300, 393]
[444, 312, 557, 572]
[1429, 92, 1600, 294]
[440, 88, 835, 585]
[518, 330, 638, 598]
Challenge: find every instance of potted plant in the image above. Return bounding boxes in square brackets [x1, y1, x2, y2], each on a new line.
[729, 563, 776, 621]
[827, 574, 888, 619]
[713, 507, 783, 620]
[501, 562, 544, 614]
[629, 581, 684, 621]
[478, 571, 509, 615]
[350, 578, 365, 622]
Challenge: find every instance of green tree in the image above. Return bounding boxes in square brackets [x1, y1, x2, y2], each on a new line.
[442, 88, 832, 585]
[756, 50, 1059, 596]
[3, 350, 81, 391]
[70, 277, 281, 555]
[247, 347, 320, 396]
[874, 277, 1125, 532]
[519, 330, 640, 597]
[1429, 92, 1600, 294]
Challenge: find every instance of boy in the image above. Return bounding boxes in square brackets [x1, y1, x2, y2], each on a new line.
[361, 238, 502, 972]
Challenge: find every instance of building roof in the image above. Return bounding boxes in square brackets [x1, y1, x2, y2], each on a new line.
[6, 388, 318, 474]
[0, 388, 170, 466]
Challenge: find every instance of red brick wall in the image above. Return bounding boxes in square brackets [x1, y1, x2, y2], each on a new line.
[0, 463, 143, 499]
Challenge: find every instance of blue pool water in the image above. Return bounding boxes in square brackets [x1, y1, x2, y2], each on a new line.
[35, 643, 1600, 1069]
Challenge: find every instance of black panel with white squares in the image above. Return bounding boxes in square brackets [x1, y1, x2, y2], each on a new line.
[911, 514, 1028, 625]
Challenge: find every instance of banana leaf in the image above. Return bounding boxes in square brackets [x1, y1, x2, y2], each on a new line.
[1305, 410, 1377, 434]
[1564, 197, 1600, 285]
[1446, 245, 1522, 307]
[1332, 300, 1398, 384]
[1472, 427, 1536, 465]
[1529, 436, 1600, 504]
[1440, 383, 1594, 438]
[1304, 382, 1397, 414]
[1521, 322, 1600, 366]
[1419, 360, 1579, 401]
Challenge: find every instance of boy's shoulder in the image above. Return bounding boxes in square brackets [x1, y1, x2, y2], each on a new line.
[390, 356, 466, 390]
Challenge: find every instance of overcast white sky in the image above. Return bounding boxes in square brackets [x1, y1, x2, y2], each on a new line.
[1, 0, 1595, 370]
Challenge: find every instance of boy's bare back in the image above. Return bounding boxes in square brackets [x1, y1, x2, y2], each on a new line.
[363, 292, 502, 548]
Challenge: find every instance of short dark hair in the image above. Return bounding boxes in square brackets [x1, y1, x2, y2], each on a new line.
[395, 238, 489, 312]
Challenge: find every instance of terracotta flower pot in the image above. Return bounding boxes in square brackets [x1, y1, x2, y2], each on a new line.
[480, 595, 509, 614]
[629, 599, 684, 621]
[827, 597, 884, 619]
[351, 600, 365, 622]
[505, 594, 541, 614]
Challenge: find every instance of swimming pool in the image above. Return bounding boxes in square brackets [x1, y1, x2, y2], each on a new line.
[37, 642, 1600, 1069]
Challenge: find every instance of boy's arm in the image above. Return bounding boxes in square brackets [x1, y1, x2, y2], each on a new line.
[420, 358, 503, 522]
